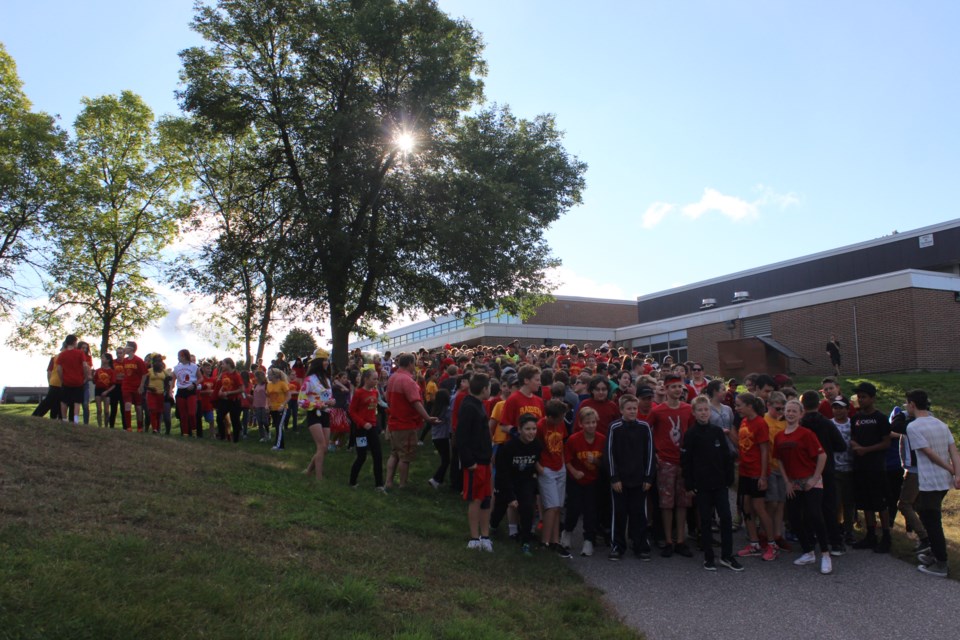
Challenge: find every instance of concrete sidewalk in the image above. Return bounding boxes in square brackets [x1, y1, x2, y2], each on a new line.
[570, 536, 960, 640]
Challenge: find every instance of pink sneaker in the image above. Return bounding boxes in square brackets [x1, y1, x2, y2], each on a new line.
[762, 543, 779, 562]
[737, 542, 762, 557]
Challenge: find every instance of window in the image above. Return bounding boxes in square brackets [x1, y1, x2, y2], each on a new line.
[633, 329, 687, 365]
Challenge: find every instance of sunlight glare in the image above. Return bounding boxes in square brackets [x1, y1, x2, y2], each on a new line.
[394, 131, 415, 154]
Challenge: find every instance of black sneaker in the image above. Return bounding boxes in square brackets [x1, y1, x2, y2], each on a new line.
[914, 538, 932, 555]
[703, 559, 717, 571]
[717, 556, 745, 572]
[830, 544, 846, 557]
[852, 534, 877, 550]
[637, 550, 652, 562]
[874, 535, 891, 554]
[554, 543, 573, 559]
[661, 543, 674, 558]
[674, 543, 694, 558]
[608, 546, 625, 561]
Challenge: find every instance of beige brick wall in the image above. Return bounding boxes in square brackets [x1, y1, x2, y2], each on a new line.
[687, 288, 960, 376]
[525, 299, 636, 328]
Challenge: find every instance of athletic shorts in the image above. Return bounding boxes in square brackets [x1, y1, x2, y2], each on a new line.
[765, 473, 787, 502]
[462, 464, 493, 502]
[306, 408, 328, 428]
[854, 468, 888, 511]
[60, 385, 84, 405]
[389, 430, 418, 463]
[738, 476, 766, 500]
[657, 461, 693, 509]
[538, 466, 567, 509]
[122, 388, 142, 407]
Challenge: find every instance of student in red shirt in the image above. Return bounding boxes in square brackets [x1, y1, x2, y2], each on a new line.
[197, 361, 217, 438]
[56, 334, 90, 424]
[648, 373, 695, 557]
[736, 392, 779, 561]
[777, 399, 832, 574]
[500, 365, 545, 430]
[562, 406, 606, 557]
[537, 399, 571, 558]
[573, 375, 620, 437]
[93, 353, 117, 428]
[215, 358, 244, 442]
[349, 368, 384, 489]
[117, 341, 148, 432]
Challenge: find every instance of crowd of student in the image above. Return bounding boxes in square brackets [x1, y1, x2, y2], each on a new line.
[35, 336, 960, 578]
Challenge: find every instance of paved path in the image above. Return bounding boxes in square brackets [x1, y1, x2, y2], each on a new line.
[569, 531, 960, 640]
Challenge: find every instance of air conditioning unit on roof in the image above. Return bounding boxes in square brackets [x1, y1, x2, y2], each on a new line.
[732, 291, 751, 303]
[700, 298, 717, 309]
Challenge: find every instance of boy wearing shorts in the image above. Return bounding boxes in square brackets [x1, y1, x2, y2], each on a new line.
[457, 373, 493, 552]
[538, 399, 571, 558]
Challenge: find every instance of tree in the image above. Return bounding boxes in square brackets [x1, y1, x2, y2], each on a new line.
[279, 327, 317, 361]
[0, 43, 66, 314]
[164, 117, 300, 366]
[11, 92, 190, 355]
[179, 0, 586, 369]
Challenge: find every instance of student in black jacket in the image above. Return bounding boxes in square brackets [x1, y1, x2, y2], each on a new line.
[800, 390, 848, 554]
[457, 373, 493, 552]
[606, 394, 656, 561]
[489, 414, 543, 556]
[682, 396, 742, 571]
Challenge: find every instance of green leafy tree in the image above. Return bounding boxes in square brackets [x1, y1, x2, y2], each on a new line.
[279, 327, 317, 361]
[164, 118, 300, 366]
[0, 43, 67, 314]
[11, 92, 190, 355]
[179, 0, 586, 368]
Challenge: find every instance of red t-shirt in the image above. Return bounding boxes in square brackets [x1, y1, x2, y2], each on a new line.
[118, 355, 148, 392]
[573, 398, 620, 438]
[500, 390, 545, 429]
[564, 431, 606, 485]
[774, 426, 824, 480]
[93, 367, 115, 390]
[451, 391, 467, 432]
[199, 378, 217, 412]
[387, 369, 424, 431]
[569, 361, 584, 377]
[648, 402, 694, 465]
[738, 416, 770, 478]
[349, 387, 379, 427]
[537, 418, 566, 471]
[58, 348, 87, 387]
[540, 385, 553, 402]
[217, 371, 243, 399]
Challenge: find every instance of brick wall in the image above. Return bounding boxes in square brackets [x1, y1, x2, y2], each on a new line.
[684, 288, 959, 376]
[524, 299, 636, 329]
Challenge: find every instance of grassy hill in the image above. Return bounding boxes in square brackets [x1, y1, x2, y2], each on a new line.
[0, 411, 639, 640]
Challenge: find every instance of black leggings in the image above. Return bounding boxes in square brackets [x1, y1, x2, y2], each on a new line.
[432, 437, 451, 484]
[349, 426, 384, 488]
[564, 480, 599, 543]
[216, 399, 242, 442]
[491, 479, 538, 544]
[786, 487, 830, 553]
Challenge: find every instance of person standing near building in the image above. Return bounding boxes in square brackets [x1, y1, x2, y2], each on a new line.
[849, 382, 893, 552]
[906, 389, 960, 578]
[385, 353, 439, 489]
[826, 335, 841, 377]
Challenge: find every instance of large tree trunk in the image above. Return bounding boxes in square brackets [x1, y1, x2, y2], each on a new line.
[330, 314, 351, 372]
[254, 277, 274, 367]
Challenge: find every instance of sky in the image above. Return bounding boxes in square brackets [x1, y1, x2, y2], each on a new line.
[2, 0, 959, 388]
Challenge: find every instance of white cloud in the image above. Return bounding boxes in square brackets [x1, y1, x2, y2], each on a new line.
[547, 265, 632, 300]
[640, 185, 800, 229]
[682, 188, 758, 221]
[641, 202, 675, 229]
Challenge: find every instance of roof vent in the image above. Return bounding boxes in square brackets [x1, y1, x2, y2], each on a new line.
[700, 298, 717, 310]
[732, 291, 751, 303]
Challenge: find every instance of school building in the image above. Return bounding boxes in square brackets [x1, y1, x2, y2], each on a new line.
[350, 218, 960, 376]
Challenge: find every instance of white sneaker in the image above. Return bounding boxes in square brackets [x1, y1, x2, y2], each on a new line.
[820, 554, 833, 575]
[560, 530, 571, 550]
[581, 540, 594, 557]
[467, 539, 482, 550]
[427, 478, 440, 490]
[793, 551, 817, 566]
[479, 538, 494, 553]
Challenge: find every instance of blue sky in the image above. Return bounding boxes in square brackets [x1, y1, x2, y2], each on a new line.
[2, 0, 959, 386]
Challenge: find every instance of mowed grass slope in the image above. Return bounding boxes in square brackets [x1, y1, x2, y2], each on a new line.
[0, 412, 639, 640]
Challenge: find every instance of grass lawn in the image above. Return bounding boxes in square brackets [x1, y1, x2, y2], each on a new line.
[0, 409, 639, 640]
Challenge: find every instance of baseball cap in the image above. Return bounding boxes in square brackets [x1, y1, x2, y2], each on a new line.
[636, 385, 655, 398]
[831, 399, 848, 408]
[851, 382, 877, 397]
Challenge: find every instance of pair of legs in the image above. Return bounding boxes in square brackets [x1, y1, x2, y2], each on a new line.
[147, 392, 165, 433]
[305, 412, 329, 479]
[786, 487, 830, 554]
[94, 391, 109, 427]
[176, 392, 198, 436]
[565, 480, 598, 543]
[898, 471, 929, 541]
[60, 386, 83, 423]
[464, 465, 492, 539]
[740, 477, 775, 544]
[539, 467, 566, 545]
[385, 430, 417, 489]
[916, 490, 948, 563]
[122, 389, 144, 431]
[697, 486, 733, 561]
[431, 437, 450, 484]
[349, 425, 384, 487]
[658, 462, 691, 546]
[612, 485, 649, 553]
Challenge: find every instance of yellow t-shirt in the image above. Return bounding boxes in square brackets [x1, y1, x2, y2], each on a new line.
[425, 381, 438, 404]
[267, 381, 289, 411]
[145, 369, 170, 394]
[490, 399, 509, 445]
[765, 414, 787, 473]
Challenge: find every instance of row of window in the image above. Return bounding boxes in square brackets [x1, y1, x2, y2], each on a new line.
[632, 330, 688, 366]
[353, 310, 521, 351]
